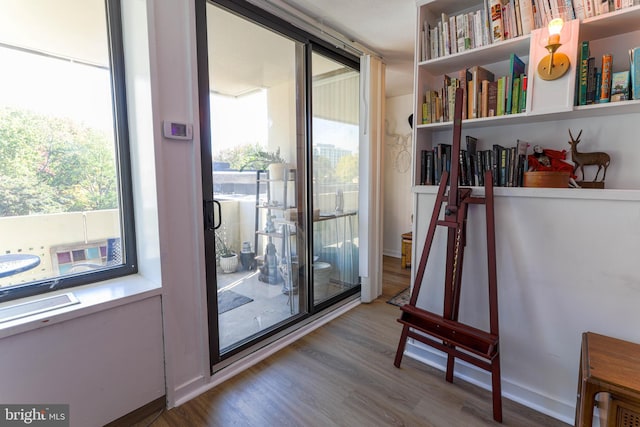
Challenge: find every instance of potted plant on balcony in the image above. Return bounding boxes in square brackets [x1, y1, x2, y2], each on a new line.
[215, 228, 238, 273]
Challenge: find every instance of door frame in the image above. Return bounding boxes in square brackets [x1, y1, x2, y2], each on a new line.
[195, 0, 361, 373]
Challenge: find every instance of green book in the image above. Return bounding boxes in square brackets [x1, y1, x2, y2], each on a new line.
[519, 74, 527, 113]
[511, 77, 520, 114]
[506, 53, 525, 114]
[578, 41, 590, 105]
[496, 76, 505, 116]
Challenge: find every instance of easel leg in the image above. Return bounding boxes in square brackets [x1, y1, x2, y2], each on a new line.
[394, 325, 410, 368]
[492, 356, 503, 422]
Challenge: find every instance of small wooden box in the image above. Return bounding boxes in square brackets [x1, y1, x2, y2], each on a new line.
[523, 171, 570, 188]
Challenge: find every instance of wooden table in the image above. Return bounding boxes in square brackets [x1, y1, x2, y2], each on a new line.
[576, 332, 640, 427]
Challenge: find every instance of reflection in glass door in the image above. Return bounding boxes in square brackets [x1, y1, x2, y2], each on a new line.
[201, 2, 308, 363]
[311, 51, 360, 306]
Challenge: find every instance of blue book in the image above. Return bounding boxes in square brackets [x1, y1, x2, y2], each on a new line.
[506, 53, 525, 114]
[631, 47, 640, 100]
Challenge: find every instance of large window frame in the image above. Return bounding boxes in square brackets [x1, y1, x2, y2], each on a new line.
[0, 0, 136, 304]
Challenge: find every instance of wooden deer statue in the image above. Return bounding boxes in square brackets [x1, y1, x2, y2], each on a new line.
[568, 129, 610, 182]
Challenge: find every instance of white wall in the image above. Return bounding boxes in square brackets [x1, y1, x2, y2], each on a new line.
[0, 297, 164, 427]
[407, 189, 640, 424]
[383, 94, 413, 257]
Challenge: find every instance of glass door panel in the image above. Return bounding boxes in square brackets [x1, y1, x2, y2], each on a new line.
[311, 51, 360, 306]
[204, 2, 308, 360]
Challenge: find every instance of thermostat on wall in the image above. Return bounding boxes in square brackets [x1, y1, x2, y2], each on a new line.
[163, 120, 193, 140]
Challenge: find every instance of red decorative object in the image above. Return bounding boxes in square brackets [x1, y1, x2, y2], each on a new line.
[528, 146, 576, 178]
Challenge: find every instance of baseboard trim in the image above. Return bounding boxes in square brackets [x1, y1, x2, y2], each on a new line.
[382, 250, 401, 258]
[404, 341, 575, 425]
[173, 298, 361, 407]
[105, 396, 165, 427]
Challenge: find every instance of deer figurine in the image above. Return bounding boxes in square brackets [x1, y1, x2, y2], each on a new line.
[568, 129, 610, 182]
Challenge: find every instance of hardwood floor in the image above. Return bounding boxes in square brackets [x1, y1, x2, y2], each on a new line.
[146, 256, 569, 427]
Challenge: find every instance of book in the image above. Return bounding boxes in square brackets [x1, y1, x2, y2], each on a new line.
[487, 81, 499, 117]
[586, 57, 597, 104]
[466, 136, 478, 185]
[497, 76, 506, 116]
[492, 144, 504, 186]
[500, 146, 508, 186]
[578, 41, 590, 105]
[469, 65, 495, 119]
[514, 0, 523, 37]
[506, 53, 526, 114]
[519, 74, 528, 113]
[420, 150, 427, 184]
[443, 74, 452, 121]
[422, 150, 434, 185]
[442, 13, 451, 56]
[481, 79, 490, 118]
[610, 71, 630, 102]
[511, 76, 521, 114]
[599, 54, 613, 103]
[519, 0, 534, 35]
[631, 47, 640, 100]
[457, 69, 472, 120]
[516, 139, 530, 187]
[489, 0, 504, 43]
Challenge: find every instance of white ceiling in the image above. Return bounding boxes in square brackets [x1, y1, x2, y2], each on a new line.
[282, 0, 416, 97]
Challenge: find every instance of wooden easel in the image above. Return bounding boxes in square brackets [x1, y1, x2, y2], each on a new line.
[394, 88, 502, 422]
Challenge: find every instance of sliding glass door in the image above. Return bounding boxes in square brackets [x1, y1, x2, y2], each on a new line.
[197, 0, 361, 370]
[310, 50, 360, 308]
[200, 1, 309, 365]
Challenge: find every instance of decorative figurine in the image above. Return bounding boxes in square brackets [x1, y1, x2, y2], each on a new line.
[568, 129, 610, 183]
[258, 241, 281, 284]
[528, 145, 575, 175]
[527, 144, 579, 188]
[264, 214, 276, 233]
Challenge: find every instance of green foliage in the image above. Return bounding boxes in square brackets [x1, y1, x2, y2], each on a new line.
[0, 107, 117, 216]
[217, 144, 284, 171]
[335, 154, 359, 183]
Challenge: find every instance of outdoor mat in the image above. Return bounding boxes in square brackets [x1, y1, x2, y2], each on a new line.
[218, 290, 253, 314]
[386, 287, 410, 307]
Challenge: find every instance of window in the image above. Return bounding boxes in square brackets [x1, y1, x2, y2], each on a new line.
[0, 0, 135, 302]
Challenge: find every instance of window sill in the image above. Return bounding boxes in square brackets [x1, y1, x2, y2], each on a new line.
[0, 274, 162, 339]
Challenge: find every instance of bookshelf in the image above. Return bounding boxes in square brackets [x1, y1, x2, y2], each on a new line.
[407, 4, 640, 423]
[412, 0, 640, 191]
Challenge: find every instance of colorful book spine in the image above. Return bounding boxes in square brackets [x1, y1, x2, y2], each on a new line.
[578, 41, 590, 105]
[511, 77, 521, 114]
[600, 54, 613, 103]
[519, 74, 528, 113]
[506, 53, 525, 114]
[490, 0, 504, 43]
[496, 76, 506, 116]
[631, 47, 640, 100]
[586, 57, 597, 104]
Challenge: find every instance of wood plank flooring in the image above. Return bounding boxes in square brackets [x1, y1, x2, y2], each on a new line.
[146, 256, 570, 427]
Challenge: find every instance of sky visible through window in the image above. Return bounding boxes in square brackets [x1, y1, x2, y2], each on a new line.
[0, 47, 114, 135]
[210, 90, 358, 156]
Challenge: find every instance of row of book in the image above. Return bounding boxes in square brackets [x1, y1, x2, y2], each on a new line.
[577, 43, 640, 104]
[422, 54, 527, 124]
[420, 137, 531, 187]
[420, 0, 639, 62]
